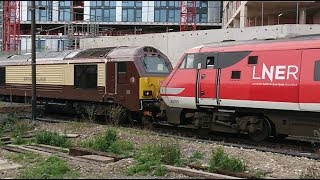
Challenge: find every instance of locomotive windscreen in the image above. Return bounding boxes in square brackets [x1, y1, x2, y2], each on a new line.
[142, 55, 170, 74]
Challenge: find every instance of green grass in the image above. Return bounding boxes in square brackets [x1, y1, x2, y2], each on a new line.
[80, 128, 134, 156]
[254, 169, 267, 178]
[208, 146, 246, 173]
[4, 152, 43, 164]
[109, 140, 134, 156]
[125, 139, 182, 176]
[187, 151, 204, 165]
[35, 131, 72, 148]
[11, 136, 36, 145]
[0, 114, 34, 138]
[19, 156, 79, 179]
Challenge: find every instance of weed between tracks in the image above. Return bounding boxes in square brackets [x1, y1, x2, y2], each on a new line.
[35, 131, 72, 148]
[208, 146, 246, 173]
[80, 128, 134, 156]
[187, 151, 204, 166]
[3, 152, 78, 179]
[0, 114, 35, 139]
[126, 139, 182, 176]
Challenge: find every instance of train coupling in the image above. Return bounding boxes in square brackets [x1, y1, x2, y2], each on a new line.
[143, 111, 152, 116]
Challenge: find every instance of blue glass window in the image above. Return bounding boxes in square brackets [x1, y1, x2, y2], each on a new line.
[27, 1, 50, 21]
[196, 1, 208, 23]
[59, 1, 71, 21]
[154, 1, 180, 23]
[60, 9, 71, 21]
[60, 1, 71, 6]
[122, 1, 142, 22]
[90, 1, 116, 22]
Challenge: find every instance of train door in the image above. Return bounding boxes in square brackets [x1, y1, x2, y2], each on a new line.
[105, 62, 116, 98]
[299, 49, 320, 111]
[196, 53, 219, 106]
[105, 61, 128, 102]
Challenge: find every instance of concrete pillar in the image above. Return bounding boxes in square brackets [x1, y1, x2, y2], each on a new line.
[299, 8, 306, 24]
[240, 5, 247, 28]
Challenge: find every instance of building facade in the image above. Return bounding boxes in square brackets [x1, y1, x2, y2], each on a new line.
[222, 1, 320, 28]
[1, 1, 222, 53]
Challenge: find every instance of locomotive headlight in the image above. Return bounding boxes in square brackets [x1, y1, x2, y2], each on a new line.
[143, 90, 152, 96]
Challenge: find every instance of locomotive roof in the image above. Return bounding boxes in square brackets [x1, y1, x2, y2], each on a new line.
[188, 34, 320, 53]
[0, 46, 162, 66]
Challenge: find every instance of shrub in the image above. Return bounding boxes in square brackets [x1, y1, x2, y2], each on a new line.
[35, 131, 72, 148]
[81, 128, 117, 152]
[208, 146, 246, 173]
[126, 139, 181, 176]
[107, 105, 127, 126]
[159, 139, 182, 166]
[0, 115, 34, 138]
[81, 128, 134, 156]
[126, 145, 163, 176]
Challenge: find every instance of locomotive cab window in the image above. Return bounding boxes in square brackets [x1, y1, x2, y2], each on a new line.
[0, 67, 5, 86]
[179, 54, 194, 69]
[74, 65, 97, 89]
[314, 60, 320, 81]
[206, 56, 215, 69]
[142, 55, 170, 73]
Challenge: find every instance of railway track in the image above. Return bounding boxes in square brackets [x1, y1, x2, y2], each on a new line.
[153, 121, 320, 157]
[31, 115, 320, 160]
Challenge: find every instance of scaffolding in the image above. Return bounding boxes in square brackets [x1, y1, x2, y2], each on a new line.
[2, 1, 20, 51]
[180, 1, 197, 31]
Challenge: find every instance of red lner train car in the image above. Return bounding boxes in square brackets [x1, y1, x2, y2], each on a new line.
[160, 36, 320, 141]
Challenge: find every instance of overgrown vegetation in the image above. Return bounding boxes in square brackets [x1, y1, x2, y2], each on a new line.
[4, 152, 43, 164]
[254, 169, 267, 178]
[187, 151, 204, 165]
[0, 114, 35, 145]
[81, 128, 134, 156]
[106, 105, 127, 126]
[81, 105, 96, 123]
[19, 156, 78, 179]
[0, 114, 34, 138]
[35, 131, 72, 148]
[208, 146, 246, 173]
[126, 139, 182, 176]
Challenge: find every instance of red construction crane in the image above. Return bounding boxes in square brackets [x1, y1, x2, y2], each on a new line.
[2, 1, 20, 51]
[180, 1, 197, 31]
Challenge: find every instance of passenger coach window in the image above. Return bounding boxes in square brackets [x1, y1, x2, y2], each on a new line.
[0, 67, 5, 86]
[142, 56, 170, 73]
[179, 54, 194, 69]
[74, 65, 97, 89]
[314, 60, 320, 81]
[248, 56, 258, 65]
[231, 71, 241, 79]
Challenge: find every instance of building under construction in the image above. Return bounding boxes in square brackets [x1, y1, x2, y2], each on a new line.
[0, 1, 222, 54]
